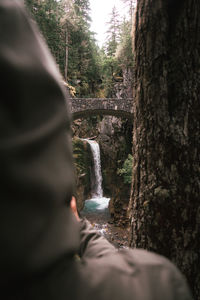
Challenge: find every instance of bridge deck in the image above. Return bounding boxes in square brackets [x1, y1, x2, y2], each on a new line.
[68, 98, 134, 120]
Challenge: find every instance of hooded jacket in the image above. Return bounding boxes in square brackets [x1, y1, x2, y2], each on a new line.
[0, 1, 192, 299]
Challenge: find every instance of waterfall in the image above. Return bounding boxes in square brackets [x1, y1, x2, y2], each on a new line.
[84, 139, 103, 198]
[82, 139, 109, 212]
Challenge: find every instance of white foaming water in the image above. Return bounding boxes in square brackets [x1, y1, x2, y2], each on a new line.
[85, 139, 103, 198]
[84, 197, 110, 212]
[83, 139, 110, 212]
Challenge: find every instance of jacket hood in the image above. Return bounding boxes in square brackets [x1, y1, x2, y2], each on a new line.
[0, 0, 79, 283]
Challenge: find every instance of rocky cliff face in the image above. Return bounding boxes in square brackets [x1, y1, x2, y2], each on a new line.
[114, 67, 133, 99]
[98, 116, 132, 226]
[72, 116, 100, 138]
[72, 137, 92, 211]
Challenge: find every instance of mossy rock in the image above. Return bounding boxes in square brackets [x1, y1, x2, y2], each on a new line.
[72, 138, 92, 210]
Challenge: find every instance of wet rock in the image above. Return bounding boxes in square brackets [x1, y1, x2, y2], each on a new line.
[81, 209, 130, 249]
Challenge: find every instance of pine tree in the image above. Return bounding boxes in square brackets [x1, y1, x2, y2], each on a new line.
[121, 0, 136, 24]
[25, 0, 66, 75]
[106, 6, 120, 56]
[73, 0, 91, 25]
[65, 0, 101, 96]
[116, 18, 133, 68]
[59, 0, 76, 81]
[25, 0, 102, 97]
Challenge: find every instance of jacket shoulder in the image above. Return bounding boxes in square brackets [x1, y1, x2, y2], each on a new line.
[81, 248, 192, 300]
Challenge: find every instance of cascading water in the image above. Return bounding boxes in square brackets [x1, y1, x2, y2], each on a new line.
[82, 139, 110, 212]
[80, 139, 129, 248]
[86, 140, 103, 198]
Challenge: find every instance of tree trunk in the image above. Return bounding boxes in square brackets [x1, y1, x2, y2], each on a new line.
[129, 0, 200, 298]
[65, 26, 69, 81]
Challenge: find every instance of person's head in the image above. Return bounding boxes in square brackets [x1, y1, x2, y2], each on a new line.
[0, 0, 77, 284]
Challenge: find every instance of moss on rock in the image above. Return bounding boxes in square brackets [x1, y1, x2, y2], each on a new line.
[72, 137, 92, 210]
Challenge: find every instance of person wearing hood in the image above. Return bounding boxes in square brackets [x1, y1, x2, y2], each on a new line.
[0, 1, 193, 299]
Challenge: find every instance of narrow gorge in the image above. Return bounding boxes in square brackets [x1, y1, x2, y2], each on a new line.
[72, 116, 132, 247]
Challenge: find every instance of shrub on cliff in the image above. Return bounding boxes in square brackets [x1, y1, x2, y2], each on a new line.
[117, 154, 133, 184]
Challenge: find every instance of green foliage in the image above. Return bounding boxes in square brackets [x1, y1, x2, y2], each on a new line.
[25, 0, 66, 75]
[64, 0, 102, 97]
[72, 138, 88, 175]
[68, 26, 101, 96]
[117, 154, 133, 184]
[100, 51, 120, 97]
[100, 5, 134, 97]
[72, 137, 91, 198]
[25, 0, 102, 96]
[105, 6, 120, 56]
[116, 19, 134, 67]
[25, 0, 134, 97]
[73, 0, 91, 24]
